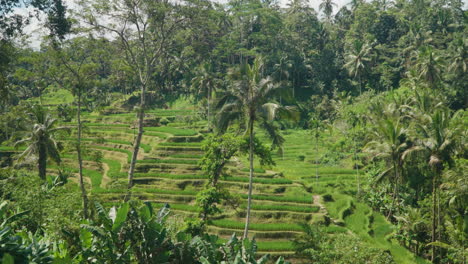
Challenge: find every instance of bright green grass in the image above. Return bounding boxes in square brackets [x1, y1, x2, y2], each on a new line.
[86, 128, 167, 140]
[136, 159, 199, 165]
[240, 194, 312, 204]
[324, 193, 353, 221]
[323, 225, 348, 233]
[240, 168, 266, 173]
[256, 241, 294, 251]
[167, 153, 203, 159]
[146, 109, 193, 116]
[156, 203, 201, 212]
[50, 164, 103, 191]
[0, 146, 17, 151]
[344, 202, 372, 237]
[38, 88, 74, 105]
[119, 173, 291, 185]
[83, 123, 129, 127]
[240, 204, 320, 213]
[210, 220, 303, 232]
[222, 176, 292, 185]
[371, 213, 429, 264]
[144, 132, 169, 139]
[103, 159, 122, 178]
[96, 188, 197, 196]
[91, 146, 132, 163]
[112, 173, 206, 180]
[145, 126, 198, 136]
[158, 142, 202, 147]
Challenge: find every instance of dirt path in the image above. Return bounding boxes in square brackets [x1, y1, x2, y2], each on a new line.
[100, 162, 110, 188]
[313, 195, 326, 212]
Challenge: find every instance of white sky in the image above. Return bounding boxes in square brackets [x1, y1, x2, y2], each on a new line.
[11, 0, 468, 49]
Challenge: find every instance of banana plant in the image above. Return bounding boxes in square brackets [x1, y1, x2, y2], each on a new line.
[0, 201, 54, 264]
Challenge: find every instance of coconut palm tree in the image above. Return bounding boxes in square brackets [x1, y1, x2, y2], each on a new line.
[15, 105, 68, 180]
[403, 108, 463, 262]
[344, 40, 372, 95]
[216, 57, 296, 238]
[192, 62, 220, 131]
[447, 36, 467, 76]
[319, 0, 337, 22]
[415, 46, 443, 89]
[308, 114, 325, 184]
[364, 116, 410, 217]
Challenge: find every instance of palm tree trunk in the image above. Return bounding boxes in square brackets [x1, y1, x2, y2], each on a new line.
[431, 173, 437, 262]
[243, 117, 255, 239]
[126, 84, 146, 197]
[387, 159, 398, 219]
[315, 136, 319, 184]
[207, 86, 211, 131]
[359, 74, 362, 96]
[354, 136, 360, 194]
[77, 89, 88, 219]
[38, 142, 46, 180]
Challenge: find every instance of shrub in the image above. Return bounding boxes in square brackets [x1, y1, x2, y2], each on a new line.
[323, 194, 334, 202]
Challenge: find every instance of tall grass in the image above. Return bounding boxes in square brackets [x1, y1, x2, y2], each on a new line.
[145, 126, 198, 136]
[210, 220, 303, 232]
[240, 204, 319, 213]
[167, 154, 203, 159]
[159, 142, 202, 147]
[103, 159, 122, 178]
[91, 146, 132, 162]
[136, 159, 199, 165]
[240, 194, 312, 204]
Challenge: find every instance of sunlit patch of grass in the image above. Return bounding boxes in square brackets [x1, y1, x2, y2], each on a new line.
[210, 220, 303, 232]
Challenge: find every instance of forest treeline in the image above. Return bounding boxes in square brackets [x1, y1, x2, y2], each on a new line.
[0, 0, 466, 263]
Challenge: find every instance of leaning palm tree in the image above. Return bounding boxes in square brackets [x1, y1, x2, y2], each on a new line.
[344, 40, 372, 95]
[403, 108, 463, 262]
[216, 57, 296, 238]
[15, 105, 68, 180]
[319, 0, 337, 22]
[192, 62, 220, 131]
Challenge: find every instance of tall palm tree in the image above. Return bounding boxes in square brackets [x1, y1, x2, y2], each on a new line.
[319, 0, 337, 22]
[192, 62, 220, 131]
[415, 46, 443, 89]
[216, 57, 296, 238]
[308, 115, 324, 184]
[403, 109, 463, 262]
[15, 105, 68, 180]
[347, 0, 363, 11]
[344, 40, 372, 95]
[447, 36, 467, 76]
[364, 117, 409, 217]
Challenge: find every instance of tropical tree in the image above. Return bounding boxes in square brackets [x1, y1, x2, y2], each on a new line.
[344, 40, 372, 95]
[403, 109, 463, 262]
[216, 56, 296, 238]
[414, 46, 443, 89]
[447, 36, 467, 76]
[199, 133, 242, 187]
[308, 114, 325, 184]
[15, 105, 67, 180]
[364, 116, 409, 217]
[48, 37, 100, 219]
[80, 0, 188, 195]
[191, 62, 221, 131]
[319, 0, 337, 22]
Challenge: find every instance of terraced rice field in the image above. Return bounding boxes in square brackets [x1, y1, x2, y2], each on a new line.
[5, 108, 426, 263]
